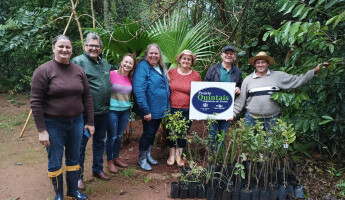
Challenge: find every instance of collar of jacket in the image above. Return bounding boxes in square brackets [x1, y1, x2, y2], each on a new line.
[83, 51, 104, 64]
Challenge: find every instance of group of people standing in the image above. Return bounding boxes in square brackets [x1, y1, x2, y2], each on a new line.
[30, 32, 326, 200]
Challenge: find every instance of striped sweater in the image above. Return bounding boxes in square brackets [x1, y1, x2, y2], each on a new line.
[109, 70, 132, 111]
[233, 69, 315, 118]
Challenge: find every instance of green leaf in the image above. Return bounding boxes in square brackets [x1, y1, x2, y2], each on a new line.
[319, 119, 332, 125]
[303, 121, 309, 133]
[326, 16, 338, 25]
[278, 1, 289, 12]
[284, 1, 298, 15]
[317, 0, 327, 6]
[309, 0, 316, 3]
[295, 121, 303, 131]
[263, 32, 271, 41]
[322, 115, 334, 120]
[333, 11, 345, 28]
[292, 5, 305, 18]
[299, 7, 311, 20]
[288, 136, 296, 144]
[282, 21, 292, 39]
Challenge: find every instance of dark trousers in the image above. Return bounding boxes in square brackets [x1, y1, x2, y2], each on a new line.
[139, 118, 162, 151]
[79, 113, 108, 178]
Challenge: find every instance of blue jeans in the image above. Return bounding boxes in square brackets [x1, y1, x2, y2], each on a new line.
[79, 113, 108, 178]
[244, 112, 278, 131]
[209, 120, 229, 147]
[44, 114, 83, 172]
[166, 108, 192, 148]
[139, 118, 162, 151]
[106, 109, 130, 161]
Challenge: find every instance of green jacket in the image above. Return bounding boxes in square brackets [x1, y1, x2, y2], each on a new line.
[72, 52, 111, 116]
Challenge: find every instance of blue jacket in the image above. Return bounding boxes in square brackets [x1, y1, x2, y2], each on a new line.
[133, 60, 170, 119]
[204, 62, 243, 88]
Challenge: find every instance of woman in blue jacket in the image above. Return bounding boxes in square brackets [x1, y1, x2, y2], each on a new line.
[133, 44, 170, 171]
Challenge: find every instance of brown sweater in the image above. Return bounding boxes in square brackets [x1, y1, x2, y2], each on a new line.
[30, 59, 94, 132]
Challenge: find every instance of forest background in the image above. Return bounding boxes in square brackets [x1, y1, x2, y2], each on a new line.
[0, 0, 344, 188]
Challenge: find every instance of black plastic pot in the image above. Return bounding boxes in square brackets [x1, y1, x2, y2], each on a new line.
[232, 189, 240, 200]
[197, 183, 206, 198]
[269, 186, 278, 200]
[206, 185, 216, 200]
[295, 185, 304, 199]
[259, 190, 269, 200]
[286, 185, 294, 199]
[240, 189, 251, 200]
[221, 189, 232, 200]
[170, 182, 179, 199]
[278, 185, 287, 200]
[179, 182, 189, 199]
[188, 183, 197, 198]
[251, 188, 260, 200]
[215, 186, 223, 200]
[277, 170, 284, 185]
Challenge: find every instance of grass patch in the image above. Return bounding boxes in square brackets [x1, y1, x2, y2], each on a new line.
[118, 167, 135, 177]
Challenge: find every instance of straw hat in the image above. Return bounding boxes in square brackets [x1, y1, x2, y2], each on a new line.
[176, 50, 197, 66]
[248, 51, 275, 66]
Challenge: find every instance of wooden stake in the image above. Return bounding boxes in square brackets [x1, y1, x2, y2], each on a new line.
[19, 109, 32, 138]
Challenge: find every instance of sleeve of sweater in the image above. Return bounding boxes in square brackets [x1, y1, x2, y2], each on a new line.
[81, 70, 94, 126]
[133, 62, 150, 115]
[278, 69, 315, 89]
[30, 66, 49, 132]
[233, 78, 248, 118]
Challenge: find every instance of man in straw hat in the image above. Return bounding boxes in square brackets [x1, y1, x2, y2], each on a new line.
[233, 51, 329, 130]
[204, 44, 243, 146]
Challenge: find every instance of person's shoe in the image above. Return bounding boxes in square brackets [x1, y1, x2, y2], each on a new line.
[167, 147, 176, 166]
[114, 157, 128, 168]
[51, 173, 63, 200]
[77, 179, 85, 191]
[138, 150, 152, 171]
[146, 145, 158, 165]
[92, 172, 110, 181]
[175, 148, 185, 167]
[107, 160, 118, 173]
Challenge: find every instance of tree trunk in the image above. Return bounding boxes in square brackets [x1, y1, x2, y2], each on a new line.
[103, 0, 111, 29]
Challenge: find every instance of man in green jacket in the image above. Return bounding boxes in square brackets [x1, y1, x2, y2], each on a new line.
[72, 33, 112, 190]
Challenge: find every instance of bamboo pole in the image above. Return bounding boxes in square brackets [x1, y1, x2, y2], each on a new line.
[19, 109, 32, 138]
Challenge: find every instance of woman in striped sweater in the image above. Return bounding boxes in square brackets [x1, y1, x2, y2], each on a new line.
[106, 53, 136, 173]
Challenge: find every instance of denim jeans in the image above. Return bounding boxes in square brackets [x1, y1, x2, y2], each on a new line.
[106, 109, 130, 161]
[209, 120, 230, 147]
[79, 113, 108, 178]
[44, 114, 83, 172]
[166, 108, 192, 148]
[244, 112, 278, 131]
[139, 118, 162, 151]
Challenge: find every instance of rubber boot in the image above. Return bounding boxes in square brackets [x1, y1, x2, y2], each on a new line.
[66, 170, 88, 200]
[146, 145, 158, 165]
[138, 150, 152, 171]
[51, 174, 63, 200]
[167, 147, 176, 165]
[175, 148, 185, 167]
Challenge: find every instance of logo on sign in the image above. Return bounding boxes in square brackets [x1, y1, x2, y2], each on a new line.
[192, 87, 233, 114]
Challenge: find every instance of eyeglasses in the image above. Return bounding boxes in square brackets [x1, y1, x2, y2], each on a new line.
[86, 44, 100, 49]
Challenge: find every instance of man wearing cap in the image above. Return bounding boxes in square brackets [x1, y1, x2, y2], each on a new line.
[204, 45, 242, 145]
[233, 51, 327, 130]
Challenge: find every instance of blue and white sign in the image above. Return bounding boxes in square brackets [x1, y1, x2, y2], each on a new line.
[189, 82, 235, 120]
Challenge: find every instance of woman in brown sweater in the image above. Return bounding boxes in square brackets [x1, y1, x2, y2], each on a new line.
[30, 35, 94, 200]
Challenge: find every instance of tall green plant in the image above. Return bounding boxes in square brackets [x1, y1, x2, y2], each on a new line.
[263, 0, 345, 157]
[151, 10, 216, 69]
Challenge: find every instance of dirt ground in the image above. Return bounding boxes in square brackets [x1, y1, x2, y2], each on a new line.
[0, 93, 207, 200]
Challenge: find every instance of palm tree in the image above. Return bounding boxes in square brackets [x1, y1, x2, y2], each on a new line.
[151, 10, 216, 69]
